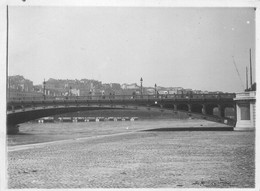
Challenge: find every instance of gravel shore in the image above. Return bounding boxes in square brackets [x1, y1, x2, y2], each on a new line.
[8, 119, 232, 146]
[8, 128, 255, 188]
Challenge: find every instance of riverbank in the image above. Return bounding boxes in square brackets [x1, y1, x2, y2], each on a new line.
[8, 129, 255, 188]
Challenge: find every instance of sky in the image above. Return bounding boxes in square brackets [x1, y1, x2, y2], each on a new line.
[8, 7, 255, 93]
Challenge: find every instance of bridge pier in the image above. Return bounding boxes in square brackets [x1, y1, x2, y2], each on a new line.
[7, 124, 19, 135]
[173, 104, 177, 111]
[234, 91, 256, 131]
[217, 104, 222, 117]
[188, 104, 191, 112]
[202, 104, 206, 115]
[11, 105, 15, 112]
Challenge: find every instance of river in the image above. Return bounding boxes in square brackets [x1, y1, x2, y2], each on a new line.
[8, 118, 230, 146]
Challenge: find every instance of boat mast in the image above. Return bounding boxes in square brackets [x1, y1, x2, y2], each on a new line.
[246, 66, 248, 90]
[249, 49, 253, 87]
[7, 5, 9, 100]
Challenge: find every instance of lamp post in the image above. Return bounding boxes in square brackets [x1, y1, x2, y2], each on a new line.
[154, 83, 157, 95]
[43, 79, 46, 100]
[140, 77, 143, 96]
[69, 86, 72, 97]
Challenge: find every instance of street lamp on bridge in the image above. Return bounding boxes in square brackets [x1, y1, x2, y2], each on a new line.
[69, 86, 72, 97]
[140, 77, 143, 96]
[43, 79, 46, 100]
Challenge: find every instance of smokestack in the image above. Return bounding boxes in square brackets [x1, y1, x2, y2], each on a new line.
[246, 66, 248, 90]
[250, 49, 253, 87]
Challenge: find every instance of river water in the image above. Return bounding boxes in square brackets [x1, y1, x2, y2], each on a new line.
[8, 119, 230, 146]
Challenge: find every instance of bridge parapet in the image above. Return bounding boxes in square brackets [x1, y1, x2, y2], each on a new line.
[7, 93, 236, 103]
[234, 91, 256, 100]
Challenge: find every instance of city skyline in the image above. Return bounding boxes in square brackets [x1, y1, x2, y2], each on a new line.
[7, 74, 229, 93]
[8, 7, 255, 93]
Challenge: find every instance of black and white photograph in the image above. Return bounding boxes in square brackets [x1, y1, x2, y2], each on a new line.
[1, 0, 259, 189]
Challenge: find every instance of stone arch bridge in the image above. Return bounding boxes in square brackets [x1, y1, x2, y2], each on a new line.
[7, 93, 236, 134]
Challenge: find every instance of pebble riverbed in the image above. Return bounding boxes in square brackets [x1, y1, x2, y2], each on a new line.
[7, 120, 255, 188]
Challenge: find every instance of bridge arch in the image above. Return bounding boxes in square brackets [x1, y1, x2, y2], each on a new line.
[177, 103, 189, 112]
[161, 103, 175, 110]
[7, 105, 12, 110]
[191, 103, 203, 114]
[24, 104, 34, 109]
[14, 105, 23, 110]
[205, 103, 219, 116]
[222, 103, 236, 119]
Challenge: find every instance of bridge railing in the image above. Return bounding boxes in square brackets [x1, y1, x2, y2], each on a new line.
[7, 93, 236, 102]
[235, 91, 256, 98]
